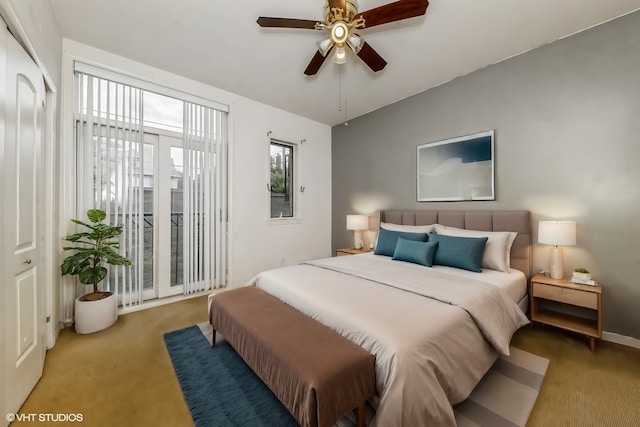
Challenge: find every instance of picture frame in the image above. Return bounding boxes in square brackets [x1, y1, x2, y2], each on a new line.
[416, 130, 495, 202]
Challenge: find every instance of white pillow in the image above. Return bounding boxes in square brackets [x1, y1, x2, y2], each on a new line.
[375, 222, 437, 248]
[380, 222, 436, 233]
[433, 224, 517, 272]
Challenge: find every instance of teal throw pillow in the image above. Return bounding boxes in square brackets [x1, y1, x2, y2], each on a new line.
[392, 238, 438, 267]
[374, 228, 428, 257]
[430, 233, 488, 272]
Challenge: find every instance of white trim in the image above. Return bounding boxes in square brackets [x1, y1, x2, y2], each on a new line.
[118, 288, 219, 315]
[603, 331, 640, 350]
[60, 46, 76, 327]
[0, 1, 55, 90]
[44, 87, 57, 349]
[74, 61, 228, 113]
[224, 104, 234, 287]
[156, 134, 184, 298]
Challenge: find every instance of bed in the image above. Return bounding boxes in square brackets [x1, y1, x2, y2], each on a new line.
[248, 210, 531, 426]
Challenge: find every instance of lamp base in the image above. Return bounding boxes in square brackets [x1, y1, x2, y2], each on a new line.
[353, 230, 363, 250]
[549, 246, 564, 279]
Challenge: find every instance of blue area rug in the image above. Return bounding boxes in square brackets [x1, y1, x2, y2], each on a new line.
[163, 325, 299, 427]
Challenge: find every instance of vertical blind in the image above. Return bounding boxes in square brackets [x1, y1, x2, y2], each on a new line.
[182, 102, 227, 294]
[74, 72, 146, 310]
[67, 65, 227, 323]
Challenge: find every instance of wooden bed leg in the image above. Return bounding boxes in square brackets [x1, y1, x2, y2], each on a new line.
[211, 327, 217, 347]
[354, 403, 366, 427]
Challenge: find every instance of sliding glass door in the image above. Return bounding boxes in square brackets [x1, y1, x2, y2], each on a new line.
[73, 68, 227, 307]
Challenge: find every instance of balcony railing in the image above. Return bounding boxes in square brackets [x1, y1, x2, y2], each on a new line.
[104, 212, 204, 290]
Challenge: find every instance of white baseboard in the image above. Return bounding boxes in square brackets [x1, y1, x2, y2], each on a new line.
[603, 331, 640, 349]
[118, 290, 216, 315]
[48, 321, 63, 350]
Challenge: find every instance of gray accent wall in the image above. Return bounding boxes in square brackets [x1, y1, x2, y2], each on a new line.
[332, 11, 640, 340]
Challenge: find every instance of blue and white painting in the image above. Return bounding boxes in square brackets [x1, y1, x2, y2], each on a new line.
[417, 130, 495, 201]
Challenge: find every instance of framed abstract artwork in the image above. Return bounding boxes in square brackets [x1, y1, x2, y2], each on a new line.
[417, 130, 495, 202]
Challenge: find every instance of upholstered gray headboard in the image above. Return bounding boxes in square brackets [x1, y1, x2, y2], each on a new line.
[379, 210, 531, 280]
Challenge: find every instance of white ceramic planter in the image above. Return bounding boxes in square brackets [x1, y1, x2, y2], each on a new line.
[74, 293, 118, 334]
[573, 271, 592, 281]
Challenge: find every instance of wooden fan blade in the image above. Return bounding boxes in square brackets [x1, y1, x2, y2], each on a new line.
[357, 42, 387, 72]
[357, 0, 429, 29]
[257, 17, 319, 29]
[304, 50, 330, 76]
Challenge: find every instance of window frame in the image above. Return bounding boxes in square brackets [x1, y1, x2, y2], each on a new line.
[267, 136, 302, 224]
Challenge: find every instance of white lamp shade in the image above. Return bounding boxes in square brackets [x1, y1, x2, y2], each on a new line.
[346, 215, 369, 231]
[317, 37, 333, 57]
[332, 45, 347, 64]
[538, 221, 576, 246]
[347, 33, 364, 54]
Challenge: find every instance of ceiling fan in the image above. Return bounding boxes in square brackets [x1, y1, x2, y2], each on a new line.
[257, 0, 429, 75]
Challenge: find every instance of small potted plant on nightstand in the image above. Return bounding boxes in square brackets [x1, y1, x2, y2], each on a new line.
[61, 209, 131, 334]
[573, 268, 591, 281]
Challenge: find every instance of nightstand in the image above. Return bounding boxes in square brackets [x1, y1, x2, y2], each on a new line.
[335, 248, 372, 256]
[530, 273, 602, 351]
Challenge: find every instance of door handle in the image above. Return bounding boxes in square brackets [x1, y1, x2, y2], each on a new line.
[24, 259, 32, 264]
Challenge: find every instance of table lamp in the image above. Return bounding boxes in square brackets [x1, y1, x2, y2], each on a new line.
[346, 215, 369, 249]
[538, 220, 576, 279]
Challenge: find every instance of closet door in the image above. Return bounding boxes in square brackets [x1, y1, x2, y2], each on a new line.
[1, 24, 46, 420]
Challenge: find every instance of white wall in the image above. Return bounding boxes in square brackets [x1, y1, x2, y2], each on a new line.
[1, 0, 62, 84]
[231, 99, 333, 284]
[60, 40, 332, 290]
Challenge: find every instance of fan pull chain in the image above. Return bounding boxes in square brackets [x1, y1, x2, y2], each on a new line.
[344, 99, 348, 126]
[338, 65, 343, 112]
[338, 66, 348, 126]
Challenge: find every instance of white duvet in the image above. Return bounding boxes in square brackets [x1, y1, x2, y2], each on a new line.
[249, 254, 529, 427]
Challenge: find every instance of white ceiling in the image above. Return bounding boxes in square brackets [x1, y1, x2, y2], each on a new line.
[49, 0, 640, 126]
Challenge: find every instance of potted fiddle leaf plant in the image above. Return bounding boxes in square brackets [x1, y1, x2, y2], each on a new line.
[61, 209, 131, 334]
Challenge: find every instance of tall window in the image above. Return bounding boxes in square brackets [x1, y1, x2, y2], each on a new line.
[73, 65, 228, 307]
[270, 140, 295, 219]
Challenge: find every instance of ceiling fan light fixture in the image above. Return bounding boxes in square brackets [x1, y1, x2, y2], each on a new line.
[347, 33, 364, 54]
[317, 37, 333, 57]
[259, 0, 429, 75]
[332, 45, 347, 64]
[330, 22, 349, 45]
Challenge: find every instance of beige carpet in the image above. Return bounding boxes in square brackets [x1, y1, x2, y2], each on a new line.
[15, 296, 640, 426]
[512, 326, 640, 426]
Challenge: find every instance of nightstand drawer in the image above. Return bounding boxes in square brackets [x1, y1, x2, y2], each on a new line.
[532, 282, 597, 309]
